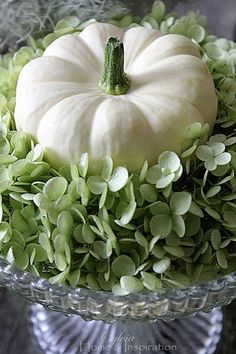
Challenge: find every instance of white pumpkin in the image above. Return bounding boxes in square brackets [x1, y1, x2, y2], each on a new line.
[15, 22, 217, 173]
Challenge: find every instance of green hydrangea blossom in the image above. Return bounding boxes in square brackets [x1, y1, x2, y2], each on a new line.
[0, 2, 235, 295]
[196, 142, 231, 171]
[146, 151, 183, 189]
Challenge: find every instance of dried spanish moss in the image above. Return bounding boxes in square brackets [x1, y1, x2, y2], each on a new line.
[0, 0, 126, 51]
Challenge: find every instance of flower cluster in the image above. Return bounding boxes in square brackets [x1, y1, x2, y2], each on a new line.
[0, 1, 235, 295]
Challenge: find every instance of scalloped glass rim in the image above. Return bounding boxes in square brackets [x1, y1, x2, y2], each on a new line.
[0, 257, 236, 322]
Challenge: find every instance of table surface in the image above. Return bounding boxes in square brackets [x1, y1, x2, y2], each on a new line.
[0, 1, 236, 353]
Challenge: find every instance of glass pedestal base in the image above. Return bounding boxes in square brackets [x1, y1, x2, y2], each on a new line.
[30, 305, 223, 354]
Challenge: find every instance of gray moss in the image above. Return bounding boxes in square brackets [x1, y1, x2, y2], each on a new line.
[0, 0, 126, 51]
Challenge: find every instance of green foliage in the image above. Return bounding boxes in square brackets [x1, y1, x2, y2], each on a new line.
[0, 1, 235, 295]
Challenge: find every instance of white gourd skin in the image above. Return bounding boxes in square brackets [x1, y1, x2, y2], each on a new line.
[14, 22, 218, 173]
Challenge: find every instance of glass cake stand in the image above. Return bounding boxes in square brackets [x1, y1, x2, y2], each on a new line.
[0, 258, 235, 354]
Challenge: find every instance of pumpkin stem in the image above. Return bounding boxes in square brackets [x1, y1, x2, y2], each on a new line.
[99, 37, 130, 95]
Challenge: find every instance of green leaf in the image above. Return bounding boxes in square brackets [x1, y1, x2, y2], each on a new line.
[204, 42, 222, 60]
[11, 229, 26, 248]
[224, 137, 236, 146]
[187, 24, 205, 43]
[153, 257, 171, 274]
[87, 176, 106, 195]
[77, 177, 90, 206]
[150, 214, 172, 237]
[156, 173, 175, 189]
[78, 153, 89, 178]
[112, 283, 129, 296]
[43, 177, 68, 201]
[111, 255, 136, 278]
[149, 236, 160, 252]
[68, 268, 81, 287]
[170, 192, 192, 215]
[216, 250, 228, 269]
[57, 211, 74, 236]
[0, 136, 10, 155]
[126, 181, 135, 202]
[26, 243, 47, 262]
[166, 232, 181, 247]
[9, 192, 31, 205]
[102, 220, 117, 246]
[42, 33, 59, 48]
[205, 207, 221, 221]
[120, 276, 144, 293]
[14, 250, 29, 269]
[70, 163, 79, 180]
[181, 144, 197, 158]
[0, 166, 12, 192]
[135, 230, 148, 250]
[0, 222, 11, 243]
[0, 181, 13, 193]
[101, 156, 113, 182]
[206, 185, 221, 198]
[210, 142, 225, 156]
[79, 253, 90, 268]
[164, 273, 190, 288]
[6, 247, 14, 264]
[223, 209, 236, 226]
[0, 154, 17, 164]
[36, 194, 50, 215]
[55, 16, 80, 30]
[0, 196, 2, 223]
[205, 158, 217, 171]
[120, 202, 136, 225]
[139, 160, 148, 183]
[108, 167, 128, 192]
[90, 215, 104, 236]
[215, 152, 231, 165]
[140, 184, 157, 203]
[196, 145, 213, 161]
[185, 214, 201, 236]
[141, 271, 162, 291]
[82, 224, 96, 244]
[209, 134, 226, 143]
[27, 144, 43, 162]
[185, 122, 202, 140]
[170, 22, 187, 35]
[93, 241, 107, 259]
[11, 159, 30, 177]
[173, 165, 183, 182]
[172, 214, 185, 237]
[163, 245, 185, 258]
[87, 273, 100, 290]
[106, 239, 113, 258]
[30, 162, 50, 178]
[89, 249, 100, 261]
[99, 185, 108, 209]
[150, 201, 170, 215]
[159, 151, 180, 172]
[21, 193, 35, 201]
[211, 230, 221, 250]
[189, 202, 204, 218]
[146, 165, 161, 184]
[151, 1, 166, 21]
[39, 233, 53, 263]
[49, 267, 69, 285]
[53, 233, 67, 253]
[11, 210, 29, 233]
